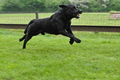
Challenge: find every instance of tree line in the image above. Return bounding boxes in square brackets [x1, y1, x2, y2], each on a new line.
[0, 0, 120, 12]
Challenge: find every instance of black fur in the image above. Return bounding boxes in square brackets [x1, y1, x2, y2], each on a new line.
[19, 4, 82, 49]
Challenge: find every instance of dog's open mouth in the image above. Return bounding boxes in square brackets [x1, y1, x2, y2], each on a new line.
[73, 13, 80, 18]
[77, 14, 80, 17]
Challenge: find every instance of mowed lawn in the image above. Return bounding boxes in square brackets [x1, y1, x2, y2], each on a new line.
[0, 29, 120, 80]
[0, 12, 120, 26]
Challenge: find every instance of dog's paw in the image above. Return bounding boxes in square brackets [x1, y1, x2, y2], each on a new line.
[19, 38, 22, 42]
[69, 38, 74, 45]
[69, 40, 74, 45]
[74, 38, 81, 43]
[77, 39, 81, 43]
[41, 32, 45, 35]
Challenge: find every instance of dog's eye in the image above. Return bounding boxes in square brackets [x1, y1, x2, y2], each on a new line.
[72, 7, 76, 10]
[73, 7, 76, 9]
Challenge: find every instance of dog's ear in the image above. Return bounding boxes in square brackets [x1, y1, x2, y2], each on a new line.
[59, 5, 67, 8]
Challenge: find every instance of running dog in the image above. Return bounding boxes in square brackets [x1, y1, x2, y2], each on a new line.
[19, 4, 82, 49]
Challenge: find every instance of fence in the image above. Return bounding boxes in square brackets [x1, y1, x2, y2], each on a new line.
[0, 12, 120, 32]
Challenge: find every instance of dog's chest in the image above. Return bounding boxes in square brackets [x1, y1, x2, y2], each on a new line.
[62, 21, 71, 29]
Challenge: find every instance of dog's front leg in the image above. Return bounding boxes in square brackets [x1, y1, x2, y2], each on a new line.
[66, 27, 74, 45]
[59, 30, 81, 44]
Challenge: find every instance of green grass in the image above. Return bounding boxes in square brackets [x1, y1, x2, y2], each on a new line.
[0, 29, 120, 80]
[0, 13, 120, 26]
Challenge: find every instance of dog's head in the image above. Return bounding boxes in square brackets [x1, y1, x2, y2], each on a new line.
[59, 4, 82, 19]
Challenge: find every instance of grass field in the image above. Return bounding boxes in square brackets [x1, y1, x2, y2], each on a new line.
[0, 13, 120, 26]
[0, 29, 120, 80]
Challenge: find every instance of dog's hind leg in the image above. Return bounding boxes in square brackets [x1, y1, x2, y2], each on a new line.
[19, 35, 26, 42]
[23, 34, 33, 49]
[24, 19, 36, 34]
[41, 32, 45, 35]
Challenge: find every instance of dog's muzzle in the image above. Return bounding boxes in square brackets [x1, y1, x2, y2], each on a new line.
[73, 10, 82, 18]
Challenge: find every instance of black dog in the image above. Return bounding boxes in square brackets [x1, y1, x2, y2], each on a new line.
[19, 4, 82, 49]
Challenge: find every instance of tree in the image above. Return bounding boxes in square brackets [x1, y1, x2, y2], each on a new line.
[1, 0, 120, 12]
[107, 0, 120, 11]
[2, 0, 22, 11]
[43, 0, 69, 11]
[1, 0, 70, 12]
[20, 0, 45, 11]
[87, 0, 110, 12]
[69, 0, 90, 8]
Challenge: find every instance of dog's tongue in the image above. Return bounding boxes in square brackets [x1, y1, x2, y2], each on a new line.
[77, 14, 80, 17]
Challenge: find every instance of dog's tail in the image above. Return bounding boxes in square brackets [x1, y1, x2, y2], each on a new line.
[24, 19, 36, 34]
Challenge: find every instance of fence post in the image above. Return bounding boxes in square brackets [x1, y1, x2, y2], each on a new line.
[35, 12, 39, 19]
